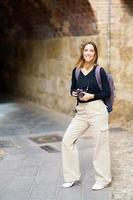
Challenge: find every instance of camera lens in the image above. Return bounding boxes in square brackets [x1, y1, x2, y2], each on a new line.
[79, 92, 84, 98]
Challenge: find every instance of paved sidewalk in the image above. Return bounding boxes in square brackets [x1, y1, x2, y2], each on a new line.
[0, 96, 111, 200]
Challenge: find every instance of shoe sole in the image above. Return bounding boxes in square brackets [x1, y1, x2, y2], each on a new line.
[62, 182, 75, 188]
[92, 182, 111, 191]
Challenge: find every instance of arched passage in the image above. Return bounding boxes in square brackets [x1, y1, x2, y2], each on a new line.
[0, 0, 98, 40]
[121, 0, 133, 15]
[0, 0, 133, 127]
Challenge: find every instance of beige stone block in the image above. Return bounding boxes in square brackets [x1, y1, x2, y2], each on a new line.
[110, 99, 133, 128]
[110, 47, 120, 58]
[45, 38, 69, 60]
[116, 82, 133, 102]
[68, 37, 80, 60]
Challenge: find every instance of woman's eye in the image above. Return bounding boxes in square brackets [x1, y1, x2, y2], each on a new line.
[84, 49, 94, 53]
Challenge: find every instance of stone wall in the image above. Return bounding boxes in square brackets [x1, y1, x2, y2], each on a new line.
[110, 0, 133, 127]
[1, 36, 103, 114]
[0, 0, 133, 127]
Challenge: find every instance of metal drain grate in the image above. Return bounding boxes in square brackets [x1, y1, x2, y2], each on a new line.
[0, 140, 15, 148]
[40, 145, 60, 153]
[109, 127, 127, 133]
[29, 134, 62, 144]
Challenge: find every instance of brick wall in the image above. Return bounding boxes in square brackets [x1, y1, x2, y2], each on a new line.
[110, 0, 133, 126]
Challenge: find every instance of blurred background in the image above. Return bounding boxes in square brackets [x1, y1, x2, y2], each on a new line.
[0, 0, 133, 127]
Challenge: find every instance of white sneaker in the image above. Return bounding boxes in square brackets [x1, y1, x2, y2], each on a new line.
[62, 182, 75, 188]
[92, 182, 111, 191]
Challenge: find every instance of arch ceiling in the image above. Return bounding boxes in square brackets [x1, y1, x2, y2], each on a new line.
[0, 0, 98, 40]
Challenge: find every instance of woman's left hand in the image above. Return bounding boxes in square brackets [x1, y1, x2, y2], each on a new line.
[80, 92, 94, 101]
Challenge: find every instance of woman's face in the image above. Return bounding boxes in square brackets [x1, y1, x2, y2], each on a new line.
[83, 44, 95, 63]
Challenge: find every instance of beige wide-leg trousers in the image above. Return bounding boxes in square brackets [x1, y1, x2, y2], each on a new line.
[62, 100, 111, 184]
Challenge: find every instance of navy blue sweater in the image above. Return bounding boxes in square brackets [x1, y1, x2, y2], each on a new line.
[70, 66, 111, 103]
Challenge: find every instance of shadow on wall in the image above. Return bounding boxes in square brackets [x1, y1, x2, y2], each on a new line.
[121, 0, 133, 15]
[0, 0, 98, 40]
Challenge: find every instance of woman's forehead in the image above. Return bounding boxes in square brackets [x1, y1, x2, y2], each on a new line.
[84, 44, 94, 50]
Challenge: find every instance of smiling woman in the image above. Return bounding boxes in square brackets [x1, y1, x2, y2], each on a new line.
[75, 41, 98, 70]
[62, 41, 112, 190]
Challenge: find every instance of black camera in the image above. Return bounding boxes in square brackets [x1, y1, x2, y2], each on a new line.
[76, 89, 85, 98]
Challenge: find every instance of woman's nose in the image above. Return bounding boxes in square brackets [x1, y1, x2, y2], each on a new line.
[86, 52, 90, 55]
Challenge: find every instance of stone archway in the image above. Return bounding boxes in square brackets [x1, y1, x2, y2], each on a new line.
[44, 0, 98, 38]
[0, 0, 98, 40]
[121, 0, 133, 15]
[0, 0, 99, 114]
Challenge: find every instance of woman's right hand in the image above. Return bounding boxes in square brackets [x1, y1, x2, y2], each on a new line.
[72, 91, 78, 97]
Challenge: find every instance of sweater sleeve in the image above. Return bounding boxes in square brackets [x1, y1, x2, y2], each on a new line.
[70, 67, 77, 95]
[94, 68, 111, 100]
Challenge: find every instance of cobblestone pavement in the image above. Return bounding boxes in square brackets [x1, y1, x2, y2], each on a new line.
[109, 128, 133, 200]
[0, 95, 132, 200]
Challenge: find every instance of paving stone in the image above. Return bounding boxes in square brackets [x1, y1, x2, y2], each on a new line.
[7, 176, 34, 192]
[1, 190, 30, 200]
[0, 160, 23, 172]
[56, 184, 82, 200]
[0, 124, 29, 136]
[22, 158, 44, 166]
[15, 166, 39, 176]
[29, 185, 56, 200]
[82, 187, 111, 200]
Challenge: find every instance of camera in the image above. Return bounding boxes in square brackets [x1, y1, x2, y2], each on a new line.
[73, 89, 85, 98]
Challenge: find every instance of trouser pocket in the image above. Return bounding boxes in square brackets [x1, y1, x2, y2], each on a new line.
[93, 125, 111, 183]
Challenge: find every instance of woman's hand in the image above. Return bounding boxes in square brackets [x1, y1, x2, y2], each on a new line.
[79, 92, 94, 101]
[72, 91, 78, 97]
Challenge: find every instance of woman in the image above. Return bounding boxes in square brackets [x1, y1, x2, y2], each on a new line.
[62, 41, 112, 190]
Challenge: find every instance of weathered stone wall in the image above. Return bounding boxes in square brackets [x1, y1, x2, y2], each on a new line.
[0, 0, 133, 127]
[110, 0, 133, 127]
[1, 36, 104, 114]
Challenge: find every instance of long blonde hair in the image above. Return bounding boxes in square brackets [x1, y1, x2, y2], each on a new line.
[75, 41, 98, 68]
